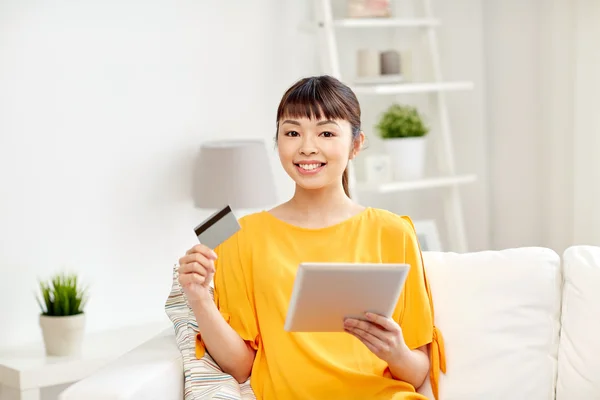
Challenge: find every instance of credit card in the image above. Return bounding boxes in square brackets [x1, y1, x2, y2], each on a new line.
[193, 204, 241, 250]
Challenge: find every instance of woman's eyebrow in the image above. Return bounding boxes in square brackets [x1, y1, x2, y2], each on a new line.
[281, 119, 340, 127]
[316, 120, 340, 127]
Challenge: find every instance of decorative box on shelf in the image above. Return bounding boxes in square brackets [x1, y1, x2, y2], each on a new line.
[347, 0, 391, 18]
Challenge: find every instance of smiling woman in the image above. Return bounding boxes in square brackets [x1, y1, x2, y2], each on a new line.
[178, 75, 446, 400]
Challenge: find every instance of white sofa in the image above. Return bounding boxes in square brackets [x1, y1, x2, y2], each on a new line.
[59, 246, 600, 400]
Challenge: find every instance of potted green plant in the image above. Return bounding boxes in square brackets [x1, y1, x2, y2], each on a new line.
[375, 103, 429, 180]
[36, 272, 88, 356]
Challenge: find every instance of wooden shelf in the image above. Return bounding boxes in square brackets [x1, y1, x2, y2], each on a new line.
[332, 18, 440, 28]
[355, 174, 477, 194]
[351, 81, 474, 95]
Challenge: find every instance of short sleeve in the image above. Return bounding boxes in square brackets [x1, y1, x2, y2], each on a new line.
[195, 228, 260, 359]
[398, 216, 447, 400]
[399, 217, 433, 349]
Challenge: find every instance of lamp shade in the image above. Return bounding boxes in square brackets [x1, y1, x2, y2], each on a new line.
[193, 139, 277, 209]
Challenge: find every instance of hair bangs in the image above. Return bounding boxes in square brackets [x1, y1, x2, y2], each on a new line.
[277, 78, 354, 123]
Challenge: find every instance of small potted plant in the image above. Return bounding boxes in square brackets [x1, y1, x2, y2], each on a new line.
[36, 272, 88, 356]
[376, 103, 429, 181]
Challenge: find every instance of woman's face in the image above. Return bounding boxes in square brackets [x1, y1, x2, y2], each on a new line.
[277, 116, 363, 191]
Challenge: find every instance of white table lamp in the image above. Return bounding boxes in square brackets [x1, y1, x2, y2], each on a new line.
[193, 139, 278, 209]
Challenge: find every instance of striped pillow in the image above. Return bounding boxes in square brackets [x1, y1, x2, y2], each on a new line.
[164, 265, 256, 399]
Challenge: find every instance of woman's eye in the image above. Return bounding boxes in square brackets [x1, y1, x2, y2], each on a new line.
[321, 131, 334, 138]
[286, 131, 299, 137]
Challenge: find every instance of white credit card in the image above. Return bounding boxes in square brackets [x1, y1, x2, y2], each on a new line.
[193, 205, 241, 250]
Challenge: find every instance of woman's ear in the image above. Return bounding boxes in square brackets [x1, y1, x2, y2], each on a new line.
[350, 131, 366, 159]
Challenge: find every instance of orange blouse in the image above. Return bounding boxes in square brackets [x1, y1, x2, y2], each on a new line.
[196, 208, 446, 399]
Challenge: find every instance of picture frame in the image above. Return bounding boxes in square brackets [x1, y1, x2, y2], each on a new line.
[364, 154, 393, 183]
[413, 219, 442, 252]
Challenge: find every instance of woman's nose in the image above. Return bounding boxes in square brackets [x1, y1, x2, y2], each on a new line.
[299, 136, 318, 155]
[299, 146, 317, 155]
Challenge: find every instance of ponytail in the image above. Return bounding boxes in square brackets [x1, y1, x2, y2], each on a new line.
[342, 168, 351, 198]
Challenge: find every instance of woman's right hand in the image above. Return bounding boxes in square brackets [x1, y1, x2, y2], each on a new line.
[177, 244, 218, 305]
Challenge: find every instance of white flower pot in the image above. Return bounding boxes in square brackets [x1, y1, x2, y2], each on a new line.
[39, 314, 86, 356]
[382, 137, 427, 181]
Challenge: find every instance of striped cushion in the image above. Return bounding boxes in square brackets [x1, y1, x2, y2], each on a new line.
[164, 265, 256, 399]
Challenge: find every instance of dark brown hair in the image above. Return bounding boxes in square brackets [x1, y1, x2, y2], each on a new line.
[274, 75, 361, 197]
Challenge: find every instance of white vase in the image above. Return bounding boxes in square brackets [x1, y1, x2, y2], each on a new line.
[39, 314, 86, 356]
[382, 137, 427, 181]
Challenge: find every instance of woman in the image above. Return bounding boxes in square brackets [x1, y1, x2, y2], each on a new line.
[177, 75, 446, 400]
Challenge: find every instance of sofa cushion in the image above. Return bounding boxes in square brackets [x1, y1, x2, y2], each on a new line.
[556, 246, 600, 399]
[164, 265, 254, 400]
[419, 248, 561, 400]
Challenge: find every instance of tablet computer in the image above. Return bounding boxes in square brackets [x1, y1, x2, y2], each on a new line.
[283, 262, 410, 332]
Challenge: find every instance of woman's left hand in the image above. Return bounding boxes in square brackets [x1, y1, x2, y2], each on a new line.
[344, 312, 410, 364]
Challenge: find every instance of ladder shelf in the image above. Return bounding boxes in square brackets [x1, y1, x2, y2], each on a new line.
[313, 0, 474, 252]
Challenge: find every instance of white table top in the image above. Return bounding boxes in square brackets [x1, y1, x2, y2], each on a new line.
[0, 320, 172, 390]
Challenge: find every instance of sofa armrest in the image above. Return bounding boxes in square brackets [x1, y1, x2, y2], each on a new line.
[59, 328, 182, 400]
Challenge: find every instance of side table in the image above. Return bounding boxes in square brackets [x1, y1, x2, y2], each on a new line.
[0, 320, 171, 400]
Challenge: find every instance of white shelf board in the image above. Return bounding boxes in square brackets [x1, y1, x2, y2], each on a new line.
[353, 74, 404, 85]
[333, 18, 440, 28]
[356, 174, 477, 194]
[351, 81, 474, 95]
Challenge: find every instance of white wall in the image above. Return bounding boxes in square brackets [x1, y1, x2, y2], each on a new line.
[484, 0, 600, 252]
[571, 0, 600, 246]
[0, 0, 487, 350]
[483, 1, 545, 249]
[538, 0, 575, 253]
[0, 0, 315, 349]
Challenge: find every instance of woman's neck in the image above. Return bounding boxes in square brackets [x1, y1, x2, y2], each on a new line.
[273, 184, 364, 228]
[290, 184, 349, 211]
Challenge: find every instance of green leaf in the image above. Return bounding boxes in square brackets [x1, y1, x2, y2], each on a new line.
[375, 104, 429, 139]
[35, 271, 88, 316]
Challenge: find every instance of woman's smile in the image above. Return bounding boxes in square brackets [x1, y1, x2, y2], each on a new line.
[294, 160, 327, 175]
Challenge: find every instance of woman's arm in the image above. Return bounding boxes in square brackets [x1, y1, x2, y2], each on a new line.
[387, 345, 429, 388]
[178, 243, 257, 383]
[192, 296, 256, 383]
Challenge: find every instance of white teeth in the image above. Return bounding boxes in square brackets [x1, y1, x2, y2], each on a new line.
[299, 164, 322, 170]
